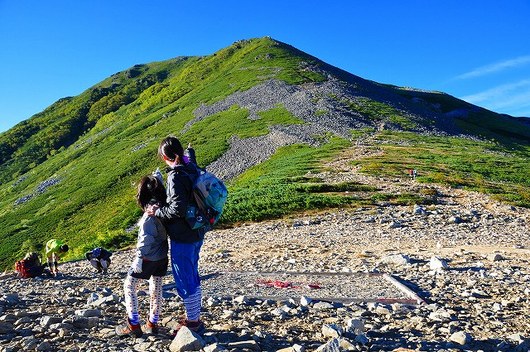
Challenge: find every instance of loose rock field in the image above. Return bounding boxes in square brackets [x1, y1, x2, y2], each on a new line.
[1, 180, 529, 351]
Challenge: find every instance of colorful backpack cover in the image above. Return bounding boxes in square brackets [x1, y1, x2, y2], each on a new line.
[185, 165, 228, 231]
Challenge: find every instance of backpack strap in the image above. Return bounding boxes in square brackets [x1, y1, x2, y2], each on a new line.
[174, 164, 201, 200]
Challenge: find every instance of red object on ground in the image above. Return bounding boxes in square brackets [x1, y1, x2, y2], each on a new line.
[257, 279, 322, 289]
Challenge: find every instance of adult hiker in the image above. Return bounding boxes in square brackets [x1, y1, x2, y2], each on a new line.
[116, 174, 169, 338]
[146, 136, 205, 334]
[85, 247, 112, 274]
[45, 239, 69, 277]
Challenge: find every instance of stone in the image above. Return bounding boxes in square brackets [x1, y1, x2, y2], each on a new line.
[227, 340, 261, 351]
[322, 323, 342, 338]
[381, 254, 410, 266]
[429, 256, 448, 271]
[203, 343, 228, 352]
[36, 341, 52, 351]
[0, 322, 14, 334]
[355, 334, 369, 345]
[413, 204, 427, 215]
[169, 326, 206, 352]
[449, 331, 472, 345]
[338, 338, 357, 350]
[40, 316, 62, 328]
[449, 216, 462, 224]
[488, 253, 504, 262]
[313, 301, 335, 310]
[315, 338, 341, 352]
[74, 309, 102, 317]
[345, 318, 364, 335]
[388, 221, 402, 229]
[233, 295, 249, 305]
[300, 295, 312, 307]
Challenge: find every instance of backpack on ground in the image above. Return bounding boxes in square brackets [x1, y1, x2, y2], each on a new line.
[15, 252, 44, 278]
[184, 164, 228, 231]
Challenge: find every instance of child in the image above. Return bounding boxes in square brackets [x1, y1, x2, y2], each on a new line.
[116, 175, 169, 338]
[85, 247, 112, 274]
[45, 239, 69, 277]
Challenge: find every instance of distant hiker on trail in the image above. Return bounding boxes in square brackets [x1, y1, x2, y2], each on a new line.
[15, 252, 46, 278]
[45, 239, 69, 277]
[85, 247, 112, 274]
[116, 175, 169, 338]
[146, 136, 206, 334]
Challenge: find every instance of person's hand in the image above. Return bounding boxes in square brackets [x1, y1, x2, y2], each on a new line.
[153, 168, 163, 183]
[131, 257, 142, 273]
[146, 204, 159, 216]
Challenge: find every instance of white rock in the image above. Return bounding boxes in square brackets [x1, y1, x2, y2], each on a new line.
[315, 338, 340, 352]
[300, 295, 312, 307]
[169, 326, 205, 352]
[449, 331, 472, 345]
[345, 318, 364, 335]
[429, 256, 448, 271]
[381, 254, 410, 266]
[322, 323, 342, 338]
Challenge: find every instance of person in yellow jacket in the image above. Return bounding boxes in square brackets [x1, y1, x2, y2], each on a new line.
[45, 239, 69, 277]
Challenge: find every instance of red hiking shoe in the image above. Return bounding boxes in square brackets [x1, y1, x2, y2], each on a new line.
[172, 319, 205, 335]
[144, 320, 159, 335]
[115, 318, 143, 338]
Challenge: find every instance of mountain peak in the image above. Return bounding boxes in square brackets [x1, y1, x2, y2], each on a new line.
[0, 38, 528, 270]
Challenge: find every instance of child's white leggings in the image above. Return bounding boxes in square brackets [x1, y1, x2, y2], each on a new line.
[124, 275, 163, 325]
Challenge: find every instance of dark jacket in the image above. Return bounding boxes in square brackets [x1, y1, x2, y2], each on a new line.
[155, 162, 204, 243]
[85, 247, 112, 261]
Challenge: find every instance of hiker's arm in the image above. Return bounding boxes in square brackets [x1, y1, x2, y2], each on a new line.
[186, 146, 197, 165]
[155, 176, 188, 220]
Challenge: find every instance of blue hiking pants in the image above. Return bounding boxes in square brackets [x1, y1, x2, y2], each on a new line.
[170, 239, 203, 299]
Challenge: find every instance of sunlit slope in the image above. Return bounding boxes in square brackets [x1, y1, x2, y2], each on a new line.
[0, 37, 528, 270]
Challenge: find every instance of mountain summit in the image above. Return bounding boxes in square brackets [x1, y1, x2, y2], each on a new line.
[0, 37, 528, 268]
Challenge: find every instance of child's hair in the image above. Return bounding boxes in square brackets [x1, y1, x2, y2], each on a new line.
[158, 136, 184, 163]
[60, 244, 69, 252]
[137, 175, 167, 210]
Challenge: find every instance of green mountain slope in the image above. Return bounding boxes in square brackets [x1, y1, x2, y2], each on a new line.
[1, 37, 529, 270]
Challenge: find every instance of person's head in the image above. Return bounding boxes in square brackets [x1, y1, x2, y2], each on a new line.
[158, 136, 184, 166]
[60, 244, 69, 253]
[137, 175, 167, 210]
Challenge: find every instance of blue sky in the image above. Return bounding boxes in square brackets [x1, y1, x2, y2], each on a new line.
[1, 0, 529, 133]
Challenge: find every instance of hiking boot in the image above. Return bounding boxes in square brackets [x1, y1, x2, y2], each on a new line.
[172, 319, 205, 335]
[115, 318, 143, 338]
[144, 320, 159, 335]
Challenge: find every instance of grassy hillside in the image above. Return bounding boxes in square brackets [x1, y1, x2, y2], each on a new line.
[0, 37, 529, 270]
